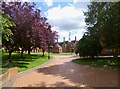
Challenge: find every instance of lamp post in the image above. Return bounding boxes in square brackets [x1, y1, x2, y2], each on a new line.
[48, 43, 50, 59]
[48, 43, 53, 59]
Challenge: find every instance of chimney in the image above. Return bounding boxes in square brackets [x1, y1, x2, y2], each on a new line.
[75, 36, 76, 41]
[57, 38, 58, 43]
[69, 32, 71, 42]
[56, 35, 59, 43]
[63, 37, 65, 42]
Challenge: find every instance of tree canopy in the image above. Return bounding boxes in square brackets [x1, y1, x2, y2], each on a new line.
[77, 2, 120, 59]
[2, 2, 56, 59]
[77, 33, 102, 58]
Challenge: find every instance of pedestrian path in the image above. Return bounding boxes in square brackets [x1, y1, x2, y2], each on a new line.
[12, 55, 118, 87]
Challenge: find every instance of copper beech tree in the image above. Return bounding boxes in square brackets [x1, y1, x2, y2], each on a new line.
[2, 2, 56, 60]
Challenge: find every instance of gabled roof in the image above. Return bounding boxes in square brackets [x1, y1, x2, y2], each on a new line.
[54, 43, 62, 48]
[58, 40, 79, 46]
[58, 41, 69, 46]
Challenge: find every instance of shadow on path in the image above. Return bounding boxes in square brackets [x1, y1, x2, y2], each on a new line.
[12, 55, 119, 87]
[36, 57, 118, 87]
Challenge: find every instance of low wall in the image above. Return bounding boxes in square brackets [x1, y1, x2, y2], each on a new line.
[0, 67, 18, 88]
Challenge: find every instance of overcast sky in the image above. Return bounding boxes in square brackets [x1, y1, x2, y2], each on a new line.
[7, 0, 90, 42]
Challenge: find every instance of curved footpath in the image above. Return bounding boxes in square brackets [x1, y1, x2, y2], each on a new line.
[5, 55, 119, 88]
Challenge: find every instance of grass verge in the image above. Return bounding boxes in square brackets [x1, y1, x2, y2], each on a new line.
[1, 52, 53, 72]
[72, 57, 120, 69]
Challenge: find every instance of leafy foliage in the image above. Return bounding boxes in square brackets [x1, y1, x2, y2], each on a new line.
[1, 10, 15, 44]
[84, 2, 120, 58]
[2, 2, 56, 59]
[1, 10, 16, 60]
[77, 34, 102, 58]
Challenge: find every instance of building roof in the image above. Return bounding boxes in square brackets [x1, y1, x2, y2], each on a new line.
[54, 43, 62, 48]
[58, 40, 78, 46]
[59, 41, 68, 46]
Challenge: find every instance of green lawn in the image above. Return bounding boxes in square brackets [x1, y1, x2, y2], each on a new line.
[1, 52, 53, 72]
[72, 57, 120, 68]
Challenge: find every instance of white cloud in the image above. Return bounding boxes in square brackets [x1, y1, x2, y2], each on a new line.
[74, 0, 90, 3]
[74, 0, 79, 4]
[38, 7, 41, 10]
[46, 4, 86, 30]
[46, 4, 87, 42]
[44, 0, 53, 7]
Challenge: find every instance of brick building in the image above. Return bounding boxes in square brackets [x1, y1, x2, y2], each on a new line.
[52, 31, 78, 53]
[59, 36, 78, 53]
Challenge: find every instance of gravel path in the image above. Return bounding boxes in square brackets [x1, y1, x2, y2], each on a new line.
[12, 55, 119, 87]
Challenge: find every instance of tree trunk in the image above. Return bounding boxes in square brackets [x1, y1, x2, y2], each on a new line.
[21, 48, 24, 58]
[113, 48, 118, 59]
[28, 49, 31, 55]
[42, 49, 45, 57]
[91, 55, 94, 59]
[8, 51, 12, 63]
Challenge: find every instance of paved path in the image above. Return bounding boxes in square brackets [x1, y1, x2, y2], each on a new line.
[12, 55, 118, 87]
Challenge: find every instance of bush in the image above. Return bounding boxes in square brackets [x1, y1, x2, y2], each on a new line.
[77, 35, 102, 58]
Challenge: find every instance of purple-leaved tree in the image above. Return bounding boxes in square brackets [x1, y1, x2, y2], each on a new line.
[2, 2, 57, 60]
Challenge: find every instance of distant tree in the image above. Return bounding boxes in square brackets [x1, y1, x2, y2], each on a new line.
[32, 17, 57, 56]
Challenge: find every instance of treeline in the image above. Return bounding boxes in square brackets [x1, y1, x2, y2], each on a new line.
[1, 2, 57, 60]
[77, 2, 120, 59]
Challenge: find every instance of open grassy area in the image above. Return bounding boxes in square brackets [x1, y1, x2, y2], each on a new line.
[1, 52, 53, 72]
[72, 57, 120, 69]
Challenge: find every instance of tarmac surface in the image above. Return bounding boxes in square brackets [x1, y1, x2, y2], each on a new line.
[12, 55, 119, 87]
